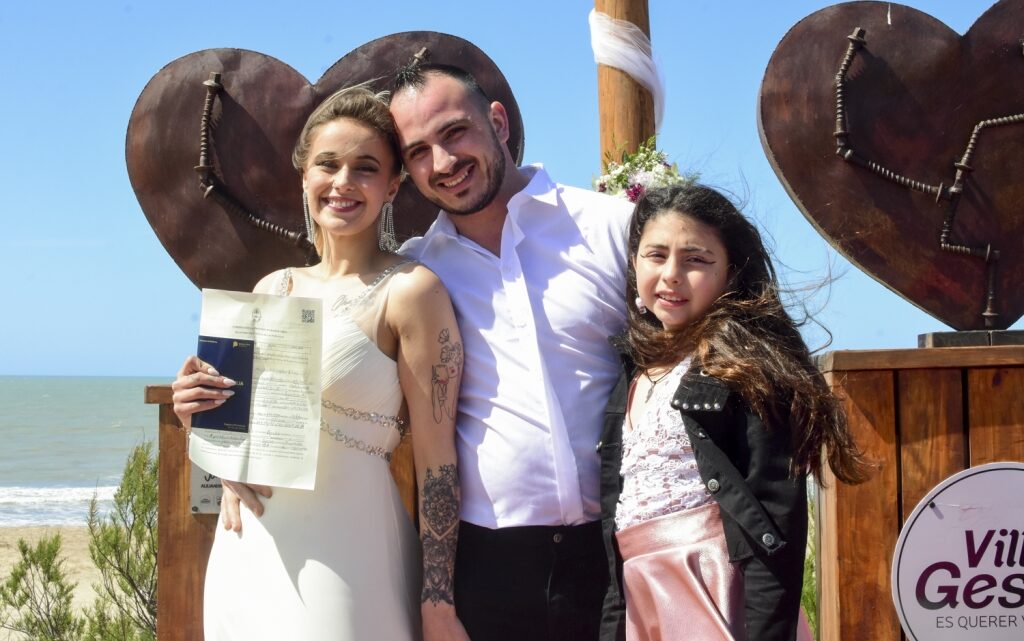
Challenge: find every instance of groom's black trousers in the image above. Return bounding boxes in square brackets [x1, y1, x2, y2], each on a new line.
[454, 520, 607, 641]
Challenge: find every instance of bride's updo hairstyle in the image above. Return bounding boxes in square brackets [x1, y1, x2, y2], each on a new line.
[291, 86, 402, 256]
[292, 86, 401, 174]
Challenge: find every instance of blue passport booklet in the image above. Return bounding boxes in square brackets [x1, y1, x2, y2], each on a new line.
[192, 335, 254, 433]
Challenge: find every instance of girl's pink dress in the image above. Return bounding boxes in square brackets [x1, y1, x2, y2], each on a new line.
[615, 361, 813, 641]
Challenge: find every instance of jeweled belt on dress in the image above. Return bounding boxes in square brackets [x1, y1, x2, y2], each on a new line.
[319, 399, 406, 462]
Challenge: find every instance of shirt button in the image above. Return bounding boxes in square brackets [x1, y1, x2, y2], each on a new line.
[762, 533, 776, 547]
[595, 440, 603, 453]
[553, 533, 564, 544]
[707, 479, 721, 493]
[695, 430, 708, 439]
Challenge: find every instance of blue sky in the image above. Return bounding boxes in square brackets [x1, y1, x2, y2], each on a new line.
[1, 1, 1012, 376]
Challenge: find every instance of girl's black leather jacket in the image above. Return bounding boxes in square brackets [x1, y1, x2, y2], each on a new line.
[598, 358, 807, 641]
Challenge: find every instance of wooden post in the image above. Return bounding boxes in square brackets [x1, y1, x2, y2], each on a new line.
[816, 346, 1024, 641]
[146, 384, 216, 641]
[595, 0, 655, 164]
[390, 434, 417, 524]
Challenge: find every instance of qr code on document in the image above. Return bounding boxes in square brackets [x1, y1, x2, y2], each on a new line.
[301, 309, 315, 323]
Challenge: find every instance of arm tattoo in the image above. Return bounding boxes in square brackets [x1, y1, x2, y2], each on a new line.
[431, 328, 462, 423]
[420, 463, 459, 606]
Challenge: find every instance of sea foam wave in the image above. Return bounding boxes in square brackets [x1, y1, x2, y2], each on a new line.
[0, 486, 119, 527]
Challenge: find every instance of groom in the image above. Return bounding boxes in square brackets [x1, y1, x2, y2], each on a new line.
[389, 63, 633, 641]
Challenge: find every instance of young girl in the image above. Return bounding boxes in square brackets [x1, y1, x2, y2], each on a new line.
[599, 184, 869, 641]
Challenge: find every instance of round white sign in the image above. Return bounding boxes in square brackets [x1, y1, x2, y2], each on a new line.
[893, 462, 1024, 640]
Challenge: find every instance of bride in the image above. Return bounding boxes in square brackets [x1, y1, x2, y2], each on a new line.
[171, 86, 469, 641]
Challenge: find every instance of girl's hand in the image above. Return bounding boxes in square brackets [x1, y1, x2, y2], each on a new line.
[170, 355, 237, 429]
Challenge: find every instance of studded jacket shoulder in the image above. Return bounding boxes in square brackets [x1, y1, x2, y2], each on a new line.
[598, 359, 808, 641]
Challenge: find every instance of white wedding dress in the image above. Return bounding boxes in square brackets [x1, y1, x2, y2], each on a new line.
[204, 263, 420, 641]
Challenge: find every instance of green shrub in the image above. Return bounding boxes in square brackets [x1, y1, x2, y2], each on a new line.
[801, 498, 818, 640]
[0, 534, 84, 640]
[85, 442, 157, 640]
[0, 442, 158, 641]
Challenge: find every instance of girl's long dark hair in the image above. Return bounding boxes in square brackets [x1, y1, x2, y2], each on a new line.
[621, 184, 870, 484]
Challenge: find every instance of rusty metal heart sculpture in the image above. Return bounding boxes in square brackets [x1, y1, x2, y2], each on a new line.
[127, 33, 524, 292]
[759, 0, 1024, 330]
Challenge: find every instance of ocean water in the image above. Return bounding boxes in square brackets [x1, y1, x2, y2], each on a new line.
[0, 376, 166, 526]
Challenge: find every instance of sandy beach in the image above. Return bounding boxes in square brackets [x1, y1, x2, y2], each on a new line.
[0, 526, 100, 639]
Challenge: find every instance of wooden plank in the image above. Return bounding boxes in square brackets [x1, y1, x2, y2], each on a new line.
[595, 0, 655, 162]
[155, 403, 216, 641]
[815, 373, 840, 641]
[819, 346, 1024, 373]
[897, 369, 966, 520]
[968, 367, 1024, 465]
[388, 435, 418, 526]
[818, 370, 900, 641]
[145, 384, 172, 405]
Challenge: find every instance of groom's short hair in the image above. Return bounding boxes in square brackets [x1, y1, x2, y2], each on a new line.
[390, 62, 493, 114]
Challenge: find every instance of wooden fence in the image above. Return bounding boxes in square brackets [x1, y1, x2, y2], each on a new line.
[816, 346, 1024, 641]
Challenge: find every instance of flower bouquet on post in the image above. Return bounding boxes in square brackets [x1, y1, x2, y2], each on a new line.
[594, 137, 694, 202]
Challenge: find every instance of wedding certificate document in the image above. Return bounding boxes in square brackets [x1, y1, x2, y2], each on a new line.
[188, 289, 323, 490]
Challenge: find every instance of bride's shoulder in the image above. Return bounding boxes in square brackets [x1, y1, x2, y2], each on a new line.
[386, 261, 450, 307]
[388, 261, 445, 290]
[252, 265, 311, 295]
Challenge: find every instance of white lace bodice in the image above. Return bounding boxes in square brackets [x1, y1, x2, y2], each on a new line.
[615, 358, 713, 531]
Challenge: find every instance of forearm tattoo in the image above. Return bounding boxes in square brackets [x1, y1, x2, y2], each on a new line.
[420, 463, 459, 606]
[431, 328, 462, 423]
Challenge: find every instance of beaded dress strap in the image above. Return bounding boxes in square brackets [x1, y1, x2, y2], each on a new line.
[274, 261, 410, 302]
[275, 268, 293, 297]
[329, 259, 415, 315]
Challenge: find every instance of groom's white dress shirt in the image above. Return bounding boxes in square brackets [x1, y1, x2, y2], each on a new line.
[402, 165, 633, 528]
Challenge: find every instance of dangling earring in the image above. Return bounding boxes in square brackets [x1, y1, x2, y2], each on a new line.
[302, 192, 316, 250]
[378, 201, 399, 252]
[634, 296, 647, 314]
